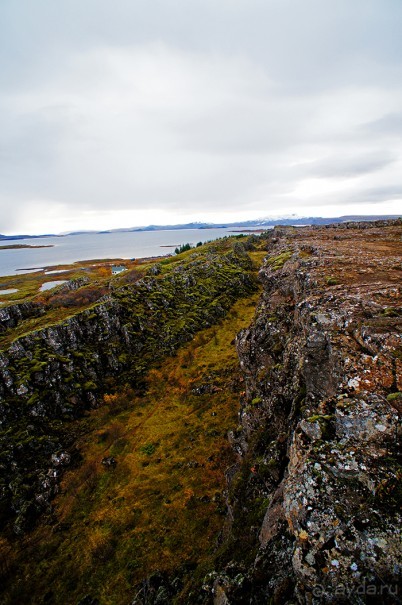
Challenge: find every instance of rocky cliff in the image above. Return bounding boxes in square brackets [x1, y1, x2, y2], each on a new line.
[197, 220, 401, 604]
[0, 243, 257, 534]
[0, 300, 45, 333]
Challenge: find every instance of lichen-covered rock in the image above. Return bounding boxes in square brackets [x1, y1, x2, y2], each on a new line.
[0, 301, 45, 333]
[200, 220, 402, 604]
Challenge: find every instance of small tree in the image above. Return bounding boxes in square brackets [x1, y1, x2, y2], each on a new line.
[175, 243, 193, 255]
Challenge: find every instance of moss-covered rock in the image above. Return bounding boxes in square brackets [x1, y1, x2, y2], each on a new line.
[0, 243, 257, 531]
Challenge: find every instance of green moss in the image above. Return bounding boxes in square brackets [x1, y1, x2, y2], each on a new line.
[387, 392, 402, 402]
[266, 250, 292, 271]
[306, 414, 334, 440]
[0, 281, 264, 604]
[382, 307, 401, 317]
[306, 414, 333, 422]
[29, 362, 47, 373]
[56, 355, 70, 364]
[27, 393, 39, 406]
[83, 381, 97, 391]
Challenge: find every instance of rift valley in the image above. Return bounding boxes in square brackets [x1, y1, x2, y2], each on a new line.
[0, 222, 401, 604]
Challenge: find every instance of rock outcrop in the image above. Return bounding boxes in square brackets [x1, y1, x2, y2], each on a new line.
[0, 300, 45, 334]
[200, 220, 401, 604]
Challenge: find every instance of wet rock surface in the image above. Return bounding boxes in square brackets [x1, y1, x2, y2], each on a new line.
[196, 220, 401, 604]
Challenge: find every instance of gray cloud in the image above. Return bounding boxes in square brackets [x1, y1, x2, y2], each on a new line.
[306, 153, 397, 179]
[345, 185, 402, 204]
[0, 0, 402, 233]
[361, 113, 402, 136]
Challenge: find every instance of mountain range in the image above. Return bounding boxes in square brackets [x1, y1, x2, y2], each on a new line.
[0, 214, 400, 240]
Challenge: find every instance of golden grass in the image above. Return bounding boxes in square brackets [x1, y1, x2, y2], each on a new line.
[1, 290, 261, 605]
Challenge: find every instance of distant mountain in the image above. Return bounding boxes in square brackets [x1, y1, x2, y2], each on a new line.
[131, 222, 226, 231]
[126, 215, 402, 230]
[83, 214, 402, 233]
[0, 233, 57, 241]
[0, 215, 400, 240]
[225, 215, 402, 228]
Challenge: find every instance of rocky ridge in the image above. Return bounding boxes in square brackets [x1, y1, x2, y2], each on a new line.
[197, 220, 401, 604]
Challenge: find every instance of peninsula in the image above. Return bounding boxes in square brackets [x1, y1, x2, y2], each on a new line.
[0, 244, 54, 250]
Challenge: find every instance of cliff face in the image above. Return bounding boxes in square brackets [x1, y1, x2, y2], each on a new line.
[0, 300, 45, 333]
[0, 245, 257, 533]
[201, 221, 401, 604]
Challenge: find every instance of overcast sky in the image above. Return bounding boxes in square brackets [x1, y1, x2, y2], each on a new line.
[1, 0, 401, 234]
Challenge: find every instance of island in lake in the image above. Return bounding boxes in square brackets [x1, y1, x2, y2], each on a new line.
[0, 244, 54, 250]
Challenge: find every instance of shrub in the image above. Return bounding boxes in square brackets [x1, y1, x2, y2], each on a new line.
[47, 286, 107, 309]
[140, 443, 157, 456]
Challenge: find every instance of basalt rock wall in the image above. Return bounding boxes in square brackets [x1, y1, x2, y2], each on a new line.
[202, 221, 402, 604]
[0, 300, 45, 334]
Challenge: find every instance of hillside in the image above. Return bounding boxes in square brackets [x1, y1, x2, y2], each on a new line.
[0, 222, 401, 604]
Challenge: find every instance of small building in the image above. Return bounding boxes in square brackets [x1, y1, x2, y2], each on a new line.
[111, 265, 127, 275]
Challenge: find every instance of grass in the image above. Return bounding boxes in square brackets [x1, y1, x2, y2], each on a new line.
[0, 257, 141, 308]
[0, 235, 268, 603]
[0, 236, 260, 545]
[0, 288, 261, 605]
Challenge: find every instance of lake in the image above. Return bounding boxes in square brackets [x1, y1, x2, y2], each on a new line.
[0, 228, 253, 277]
[40, 280, 67, 292]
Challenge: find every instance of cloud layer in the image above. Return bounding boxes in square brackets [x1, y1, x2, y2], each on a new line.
[1, 0, 401, 233]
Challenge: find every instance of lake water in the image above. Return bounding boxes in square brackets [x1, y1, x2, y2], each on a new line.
[0, 228, 251, 277]
[40, 281, 67, 292]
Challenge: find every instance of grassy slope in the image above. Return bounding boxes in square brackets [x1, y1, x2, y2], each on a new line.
[0, 256, 155, 313]
[0, 237, 260, 539]
[0, 252, 265, 605]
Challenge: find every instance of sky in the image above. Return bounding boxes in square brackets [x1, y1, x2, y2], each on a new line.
[0, 0, 401, 235]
